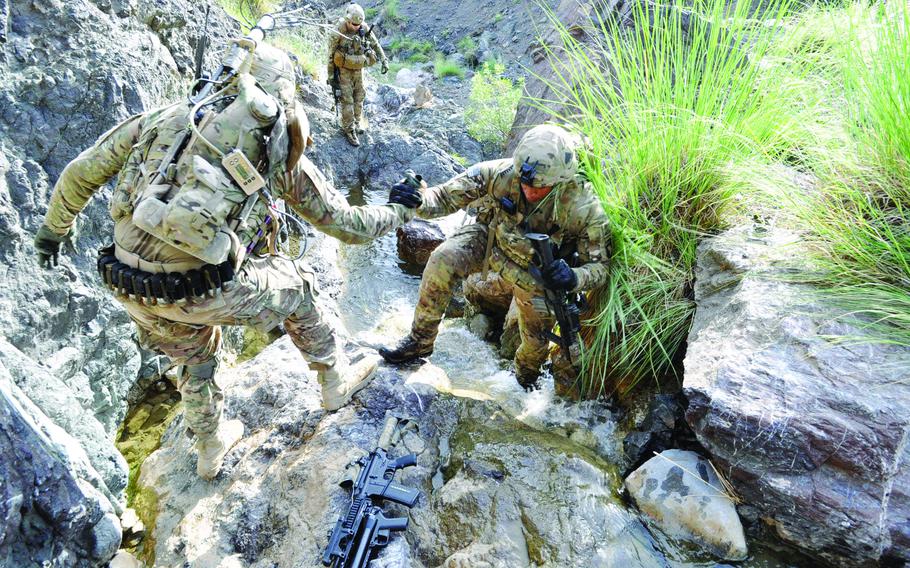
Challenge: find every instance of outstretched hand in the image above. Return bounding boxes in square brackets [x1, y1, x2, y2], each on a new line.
[388, 182, 422, 209]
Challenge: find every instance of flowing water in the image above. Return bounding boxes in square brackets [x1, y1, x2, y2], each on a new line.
[337, 185, 806, 568]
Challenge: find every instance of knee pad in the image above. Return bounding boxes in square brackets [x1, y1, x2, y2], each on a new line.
[182, 358, 219, 381]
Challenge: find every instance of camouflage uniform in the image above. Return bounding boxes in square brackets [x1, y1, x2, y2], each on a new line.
[41, 46, 413, 438]
[397, 128, 611, 386]
[327, 4, 387, 140]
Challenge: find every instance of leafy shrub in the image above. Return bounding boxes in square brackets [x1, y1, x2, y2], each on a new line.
[464, 62, 522, 148]
[457, 36, 479, 67]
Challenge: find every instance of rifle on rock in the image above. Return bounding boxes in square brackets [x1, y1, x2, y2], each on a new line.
[322, 415, 419, 568]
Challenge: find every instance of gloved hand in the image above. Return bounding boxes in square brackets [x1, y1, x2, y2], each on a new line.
[541, 259, 577, 292]
[388, 182, 423, 209]
[34, 224, 69, 268]
[381, 60, 389, 74]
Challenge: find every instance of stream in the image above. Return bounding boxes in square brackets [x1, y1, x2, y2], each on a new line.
[334, 185, 803, 568]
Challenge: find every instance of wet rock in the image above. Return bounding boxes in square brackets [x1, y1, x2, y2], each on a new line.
[109, 550, 142, 568]
[138, 336, 669, 567]
[625, 449, 747, 561]
[0, 363, 122, 566]
[684, 224, 910, 566]
[396, 219, 445, 266]
[467, 313, 493, 340]
[0, 337, 128, 505]
[622, 393, 686, 473]
[421, 402, 667, 566]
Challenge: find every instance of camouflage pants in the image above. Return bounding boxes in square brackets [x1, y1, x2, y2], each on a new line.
[338, 67, 365, 133]
[119, 255, 338, 437]
[411, 223, 575, 382]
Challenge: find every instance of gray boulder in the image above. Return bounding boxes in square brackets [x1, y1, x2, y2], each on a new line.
[0, 337, 128, 507]
[684, 224, 910, 566]
[625, 449, 747, 561]
[0, 362, 121, 567]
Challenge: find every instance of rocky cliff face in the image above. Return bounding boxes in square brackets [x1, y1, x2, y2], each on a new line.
[0, 1, 238, 565]
[684, 225, 910, 567]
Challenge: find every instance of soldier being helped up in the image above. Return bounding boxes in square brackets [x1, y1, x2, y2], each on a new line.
[381, 125, 612, 393]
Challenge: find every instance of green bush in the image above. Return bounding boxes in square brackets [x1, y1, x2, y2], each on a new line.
[434, 54, 466, 79]
[217, 0, 277, 28]
[464, 62, 522, 148]
[541, 0, 798, 396]
[383, 0, 405, 25]
[388, 35, 433, 57]
[457, 36, 479, 66]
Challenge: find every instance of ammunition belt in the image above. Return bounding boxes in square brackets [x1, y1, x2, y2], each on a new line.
[96, 246, 235, 304]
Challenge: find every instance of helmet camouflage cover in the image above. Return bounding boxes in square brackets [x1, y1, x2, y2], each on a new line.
[249, 42, 296, 107]
[513, 124, 580, 188]
[345, 3, 365, 24]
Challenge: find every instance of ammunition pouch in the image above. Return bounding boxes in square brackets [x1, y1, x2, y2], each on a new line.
[342, 53, 368, 70]
[97, 245, 235, 304]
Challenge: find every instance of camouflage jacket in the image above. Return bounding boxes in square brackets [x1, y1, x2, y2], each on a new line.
[327, 18, 386, 74]
[44, 105, 413, 268]
[417, 159, 611, 292]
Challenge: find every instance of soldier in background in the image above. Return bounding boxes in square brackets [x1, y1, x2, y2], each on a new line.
[327, 3, 388, 147]
[33, 42, 417, 480]
[380, 124, 612, 392]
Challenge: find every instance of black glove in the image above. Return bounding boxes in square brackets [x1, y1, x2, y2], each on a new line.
[388, 182, 423, 209]
[381, 61, 389, 74]
[34, 224, 68, 268]
[541, 259, 577, 292]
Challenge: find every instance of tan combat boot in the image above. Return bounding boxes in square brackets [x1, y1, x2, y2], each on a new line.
[318, 352, 380, 411]
[345, 129, 360, 147]
[196, 419, 244, 480]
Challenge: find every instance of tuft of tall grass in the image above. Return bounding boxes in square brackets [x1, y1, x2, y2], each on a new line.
[434, 54, 466, 79]
[382, 0, 405, 26]
[788, 2, 910, 347]
[538, 0, 798, 396]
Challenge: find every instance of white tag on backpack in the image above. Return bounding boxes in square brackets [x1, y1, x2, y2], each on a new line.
[222, 149, 266, 195]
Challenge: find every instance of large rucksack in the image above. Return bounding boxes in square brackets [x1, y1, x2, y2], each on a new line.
[129, 62, 291, 265]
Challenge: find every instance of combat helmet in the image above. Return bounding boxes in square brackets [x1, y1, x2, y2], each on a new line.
[513, 124, 580, 188]
[345, 3, 365, 24]
[248, 42, 296, 108]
